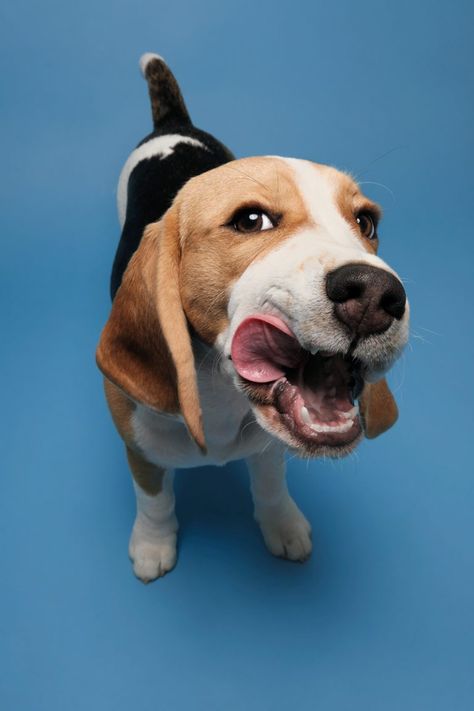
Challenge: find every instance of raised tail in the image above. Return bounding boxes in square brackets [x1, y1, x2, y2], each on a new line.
[139, 53, 192, 129]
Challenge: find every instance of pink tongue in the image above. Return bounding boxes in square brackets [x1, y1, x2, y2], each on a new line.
[231, 315, 304, 383]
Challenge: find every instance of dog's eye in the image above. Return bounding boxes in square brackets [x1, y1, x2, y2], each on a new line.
[231, 208, 275, 233]
[356, 212, 377, 240]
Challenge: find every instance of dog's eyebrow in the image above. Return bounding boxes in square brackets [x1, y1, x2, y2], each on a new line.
[274, 163, 281, 206]
[351, 191, 382, 219]
[357, 199, 383, 220]
[226, 165, 273, 195]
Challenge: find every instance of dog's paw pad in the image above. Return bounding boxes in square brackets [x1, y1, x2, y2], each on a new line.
[129, 533, 177, 583]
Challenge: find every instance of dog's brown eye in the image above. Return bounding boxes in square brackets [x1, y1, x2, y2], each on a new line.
[231, 209, 274, 233]
[356, 212, 377, 240]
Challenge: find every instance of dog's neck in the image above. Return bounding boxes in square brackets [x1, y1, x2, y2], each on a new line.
[192, 337, 253, 447]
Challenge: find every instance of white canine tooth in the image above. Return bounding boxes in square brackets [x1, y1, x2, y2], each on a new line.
[309, 346, 319, 355]
[300, 405, 312, 425]
[341, 405, 359, 420]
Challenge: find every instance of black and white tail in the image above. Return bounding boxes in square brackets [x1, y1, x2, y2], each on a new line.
[139, 53, 192, 129]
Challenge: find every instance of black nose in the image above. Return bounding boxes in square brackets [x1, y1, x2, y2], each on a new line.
[326, 263, 406, 337]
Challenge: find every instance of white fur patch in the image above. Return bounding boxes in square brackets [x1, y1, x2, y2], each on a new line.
[117, 135, 209, 227]
[129, 473, 178, 582]
[278, 157, 364, 252]
[139, 52, 165, 76]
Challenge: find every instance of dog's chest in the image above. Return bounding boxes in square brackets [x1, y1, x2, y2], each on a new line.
[131, 352, 271, 469]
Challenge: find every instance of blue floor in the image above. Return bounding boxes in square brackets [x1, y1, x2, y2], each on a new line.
[2, 1, 473, 709]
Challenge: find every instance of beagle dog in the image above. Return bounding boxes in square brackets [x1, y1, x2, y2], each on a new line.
[97, 54, 409, 583]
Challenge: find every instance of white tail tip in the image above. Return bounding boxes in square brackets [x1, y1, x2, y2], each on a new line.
[139, 52, 166, 77]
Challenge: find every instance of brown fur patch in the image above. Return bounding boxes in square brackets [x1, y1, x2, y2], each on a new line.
[175, 157, 309, 344]
[104, 378, 165, 495]
[330, 169, 381, 255]
[126, 446, 165, 496]
[103, 378, 136, 446]
[97, 226, 180, 416]
[97, 213, 205, 450]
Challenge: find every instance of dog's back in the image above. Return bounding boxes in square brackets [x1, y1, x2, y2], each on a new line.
[111, 53, 234, 299]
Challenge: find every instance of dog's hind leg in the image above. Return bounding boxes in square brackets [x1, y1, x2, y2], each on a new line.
[126, 447, 178, 583]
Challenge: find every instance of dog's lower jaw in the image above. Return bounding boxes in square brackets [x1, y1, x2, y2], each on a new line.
[248, 398, 364, 460]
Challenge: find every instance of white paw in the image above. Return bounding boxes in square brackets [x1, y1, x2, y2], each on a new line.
[256, 497, 312, 562]
[129, 525, 177, 583]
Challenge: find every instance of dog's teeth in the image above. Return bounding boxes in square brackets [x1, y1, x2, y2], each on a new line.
[341, 405, 359, 420]
[338, 419, 354, 432]
[310, 419, 354, 434]
[301, 404, 358, 434]
[301, 405, 312, 425]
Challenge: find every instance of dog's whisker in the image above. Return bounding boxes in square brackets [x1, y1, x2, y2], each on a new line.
[200, 289, 228, 319]
[410, 333, 432, 345]
[211, 351, 224, 380]
[226, 164, 272, 194]
[240, 418, 260, 440]
[358, 180, 396, 201]
[353, 145, 407, 180]
[195, 344, 217, 377]
[416, 326, 443, 337]
[390, 351, 406, 393]
[259, 439, 274, 456]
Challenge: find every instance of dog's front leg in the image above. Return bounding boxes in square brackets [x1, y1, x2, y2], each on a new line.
[246, 443, 312, 562]
[126, 447, 178, 583]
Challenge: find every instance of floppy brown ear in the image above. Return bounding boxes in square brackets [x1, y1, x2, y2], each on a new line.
[96, 208, 205, 452]
[359, 378, 399, 439]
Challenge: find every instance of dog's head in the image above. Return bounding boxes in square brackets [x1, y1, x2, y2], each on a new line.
[97, 157, 409, 456]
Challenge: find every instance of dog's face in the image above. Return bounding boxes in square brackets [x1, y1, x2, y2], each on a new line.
[97, 157, 409, 457]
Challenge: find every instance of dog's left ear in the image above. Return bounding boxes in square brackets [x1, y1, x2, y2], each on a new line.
[359, 378, 398, 439]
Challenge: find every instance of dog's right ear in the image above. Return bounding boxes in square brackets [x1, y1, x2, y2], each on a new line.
[359, 378, 399, 439]
[96, 207, 206, 452]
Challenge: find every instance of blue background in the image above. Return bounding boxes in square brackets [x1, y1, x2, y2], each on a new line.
[1, 1, 473, 709]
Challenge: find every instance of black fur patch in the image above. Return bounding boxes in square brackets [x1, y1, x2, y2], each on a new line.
[110, 123, 234, 299]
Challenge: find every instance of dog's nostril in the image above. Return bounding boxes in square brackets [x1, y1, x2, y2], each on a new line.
[328, 277, 364, 303]
[380, 283, 406, 320]
[345, 281, 364, 302]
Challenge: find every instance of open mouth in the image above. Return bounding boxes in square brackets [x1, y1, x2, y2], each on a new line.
[231, 315, 365, 452]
